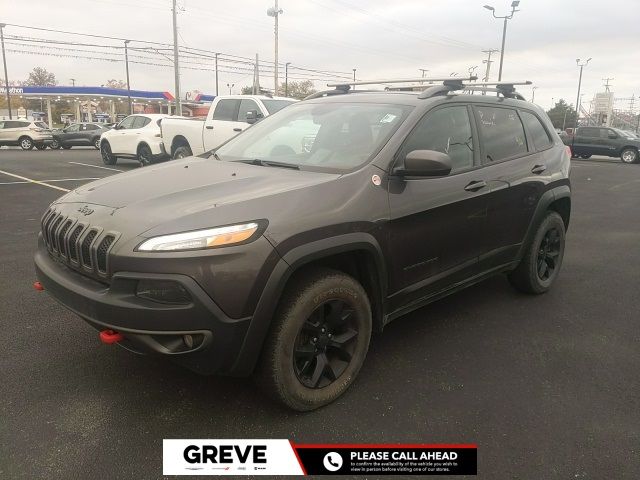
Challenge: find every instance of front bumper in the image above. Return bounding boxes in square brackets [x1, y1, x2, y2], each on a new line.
[34, 248, 252, 375]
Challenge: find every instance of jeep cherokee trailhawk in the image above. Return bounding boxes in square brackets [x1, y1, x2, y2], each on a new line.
[35, 78, 571, 411]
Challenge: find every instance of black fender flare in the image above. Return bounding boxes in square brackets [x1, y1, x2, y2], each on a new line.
[228, 232, 387, 376]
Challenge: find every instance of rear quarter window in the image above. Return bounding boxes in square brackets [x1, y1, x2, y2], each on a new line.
[520, 111, 552, 151]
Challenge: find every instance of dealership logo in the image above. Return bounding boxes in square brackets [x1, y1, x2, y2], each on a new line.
[323, 452, 343, 472]
[77, 205, 94, 216]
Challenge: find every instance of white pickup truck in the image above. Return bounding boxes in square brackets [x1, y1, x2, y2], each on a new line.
[161, 95, 296, 159]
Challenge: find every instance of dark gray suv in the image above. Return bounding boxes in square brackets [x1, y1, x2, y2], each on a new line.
[34, 79, 571, 411]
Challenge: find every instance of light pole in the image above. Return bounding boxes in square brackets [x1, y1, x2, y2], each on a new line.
[267, 1, 283, 95]
[352, 68, 356, 90]
[215, 53, 219, 96]
[285, 62, 291, 97]
[227, 83, 234, 95]
[0, 23, 12, 119]
[531, 86, 537, 103]
[575, 57, 591, 128]
[124, 40, 132, 115]
[172, 0, 182, 115]
[483, 1, 520, 81]
[70, 78, 76, 86]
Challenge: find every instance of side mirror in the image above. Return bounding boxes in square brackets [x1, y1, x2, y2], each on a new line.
[246, 110, 259, 124]
[396, 150, 452, 177]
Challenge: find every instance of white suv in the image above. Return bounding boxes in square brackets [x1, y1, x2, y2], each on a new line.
[99, 114, 169, 166]
[0, 119, 53, 150]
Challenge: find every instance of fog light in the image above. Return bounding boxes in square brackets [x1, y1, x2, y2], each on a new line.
[136, 280, 192, 305]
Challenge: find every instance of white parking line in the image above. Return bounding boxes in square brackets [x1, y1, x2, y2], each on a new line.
[0, 177, 100, 185]
[68, 161, 123, 172]
[0, 169, 70, 192]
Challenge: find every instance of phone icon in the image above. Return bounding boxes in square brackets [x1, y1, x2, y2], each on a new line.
[323, 452, 343, 472]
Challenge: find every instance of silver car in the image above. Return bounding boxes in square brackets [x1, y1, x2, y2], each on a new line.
[0, 119, 54, 150]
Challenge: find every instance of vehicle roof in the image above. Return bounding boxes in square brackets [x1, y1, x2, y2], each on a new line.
[129, 113, 169, 119]
[215, 95, 297, 101]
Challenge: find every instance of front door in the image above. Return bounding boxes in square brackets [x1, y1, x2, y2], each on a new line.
[109, 116, 135, 153]
[387, 104, 489, 312]
[203, 99, 241, 151]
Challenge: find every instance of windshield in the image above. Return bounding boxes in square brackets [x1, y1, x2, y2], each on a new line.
[262, 99, 296, 114]
[215, 102, 412, 172]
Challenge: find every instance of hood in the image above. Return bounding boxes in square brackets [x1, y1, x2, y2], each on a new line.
[55, 157, 339, 235]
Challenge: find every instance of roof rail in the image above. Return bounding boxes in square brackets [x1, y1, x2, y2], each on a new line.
[327, 76, 477, 88]
[418, 79, 532, 100]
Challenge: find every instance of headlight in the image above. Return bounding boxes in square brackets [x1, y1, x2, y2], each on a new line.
[137, 222, 260, 252]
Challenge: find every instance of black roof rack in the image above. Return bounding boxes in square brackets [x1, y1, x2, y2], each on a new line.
[303, 77, 532, 101]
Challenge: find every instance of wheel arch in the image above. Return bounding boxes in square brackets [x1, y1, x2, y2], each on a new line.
[229, 232, 388, 376]
[137, 141, 152, 155]
[170, 135, 190, 156]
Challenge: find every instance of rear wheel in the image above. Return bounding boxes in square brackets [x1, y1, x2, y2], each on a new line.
[580, 154, 591, 159]
[508, 211, 566, 294]
[138, 144, 153, 166]
[100, 142, 117, 165]
[93, 137, 101, 150]
[19, 136, 34, 150]
[621, 148, 638, 164]
[257, 268, 372, 411]
[35, 144, 47, 150]
[49, 139, 61, 149]
[173, 145, 192, 159]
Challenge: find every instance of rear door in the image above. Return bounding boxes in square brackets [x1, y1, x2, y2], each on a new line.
[387, 103, 489, 311]
[203, 99, 241, 150]
[60, 123, 80, 145]
[572, 127, 600, 156]
[474, 105, 550, 270]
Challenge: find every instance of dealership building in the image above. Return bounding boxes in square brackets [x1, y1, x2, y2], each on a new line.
[0, 86, 214, 124]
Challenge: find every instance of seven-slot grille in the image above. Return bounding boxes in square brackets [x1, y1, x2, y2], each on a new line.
[41, 208, 118, 278]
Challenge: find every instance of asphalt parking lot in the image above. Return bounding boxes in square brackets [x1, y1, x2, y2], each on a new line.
[1, 148, 639, 479]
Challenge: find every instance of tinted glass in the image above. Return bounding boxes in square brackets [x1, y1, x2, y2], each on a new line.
[213, 99, 240, 121]
[520, 110, 552, 151]
[66, 124, 80, 132]
[132, 116, 150, 129]
[216, 102, 411, 172]
[85, 124, 100, 130]
[400, 105, 475, 173]
[475, 106, 527, 162]
[580, 127, 598, 137]
[599, 128, 616, 139]
[262, 99, 295, 114]
[238, 99, 260, 122]
[118, 116, 135, 129]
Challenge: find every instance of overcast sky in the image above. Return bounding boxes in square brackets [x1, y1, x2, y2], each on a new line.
[3, 0, 639, 111]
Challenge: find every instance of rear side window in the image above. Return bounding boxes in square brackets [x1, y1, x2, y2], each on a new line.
[474, 106, 527, 162]
[580, 127, 599, 137]
[213, 99, 240, 121]
[132, 116, 151, 129]
[520, 111, 552, 151]
[85, 124, 100, 131]
[399, 105, 475, 173]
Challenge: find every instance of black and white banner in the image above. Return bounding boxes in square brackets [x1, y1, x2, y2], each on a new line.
[163, 440, 477, 475]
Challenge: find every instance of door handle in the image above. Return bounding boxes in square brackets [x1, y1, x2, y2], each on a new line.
[464, 180, 487, 192]
[531, 164, 546, 174]
[233, 128, 243, 132]
[205, 125, 214, 130]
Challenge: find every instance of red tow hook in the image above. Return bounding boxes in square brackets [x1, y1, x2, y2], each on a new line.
[33, 281, 45, 291]
[100, 329, 124, 344]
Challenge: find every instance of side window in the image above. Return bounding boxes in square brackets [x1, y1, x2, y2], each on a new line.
[474, 106, 527, 162]
[0, 122, 4, 129]
[132, 116, 150, 129]
[399, 105, 475, 173]
[66, 124, 80, 133]
[599, 128, 615, 139]
[80, 124, 88, 131]
[85, 124, 99, 131]
[213, 99, 240, 121]
[118, 116, 136, 129]
[238, 99, 260, 122]
[520, 110, 552, 151]
[580, 127, 598, 137]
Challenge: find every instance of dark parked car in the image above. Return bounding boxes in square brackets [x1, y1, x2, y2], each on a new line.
[50, 122, 111, 150]
[563, 126, 640, 163]
[35, 79, 571, 411]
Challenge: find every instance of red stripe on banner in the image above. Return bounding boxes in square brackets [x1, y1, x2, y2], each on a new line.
[289, 440, 308, 475]
[292, 443, 477, 449]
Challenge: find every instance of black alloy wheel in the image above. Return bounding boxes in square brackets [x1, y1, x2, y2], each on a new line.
[536, 228, 561, 281]
[138, 144, 153, 166]
[293, 299, 359, 389]
[50, 138, 60, 149]
[100, 142, 117, 165]
[93, 138, 101, 149]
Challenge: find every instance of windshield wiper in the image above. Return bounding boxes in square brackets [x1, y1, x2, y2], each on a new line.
[235, 158, 300, 170]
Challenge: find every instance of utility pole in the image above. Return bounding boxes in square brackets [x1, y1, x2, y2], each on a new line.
[602, 77, 614, 92]
[352, 68, 356, 90]
[481, 48, 499, 83]
[419, 68, 429, 84]
[227, 83, 234, 95]
[172, 0, 182, 115]
[215, 53, 219, 96]
[285, 62, 291, 97]
[0, 23, 12, 119]
[562, 103, 572, 131]
[531, 86, 537, 103]
[124, 40, 132, 115]
[575, 58, 591, 128]
[483, 1, 520, 81]
[267, 1, 283, 95]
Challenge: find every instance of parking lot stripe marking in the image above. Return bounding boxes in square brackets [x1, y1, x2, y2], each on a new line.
[68, 161, 123, 172]
[0, 170, 70, 192]
[0, 177, 101, 185]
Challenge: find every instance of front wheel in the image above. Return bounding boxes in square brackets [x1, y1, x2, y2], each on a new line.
[100, 142, 117, 165]
[580, 154, 591, 159]
[621, 148, 638, 164]
[19, 137, 34, 150]
[49, 139, 61, 149]
[508, 211, 566, 294]
[138, 144, 153, 166]
[173, 145, 192, 159]
[257, 268, 372, 411]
